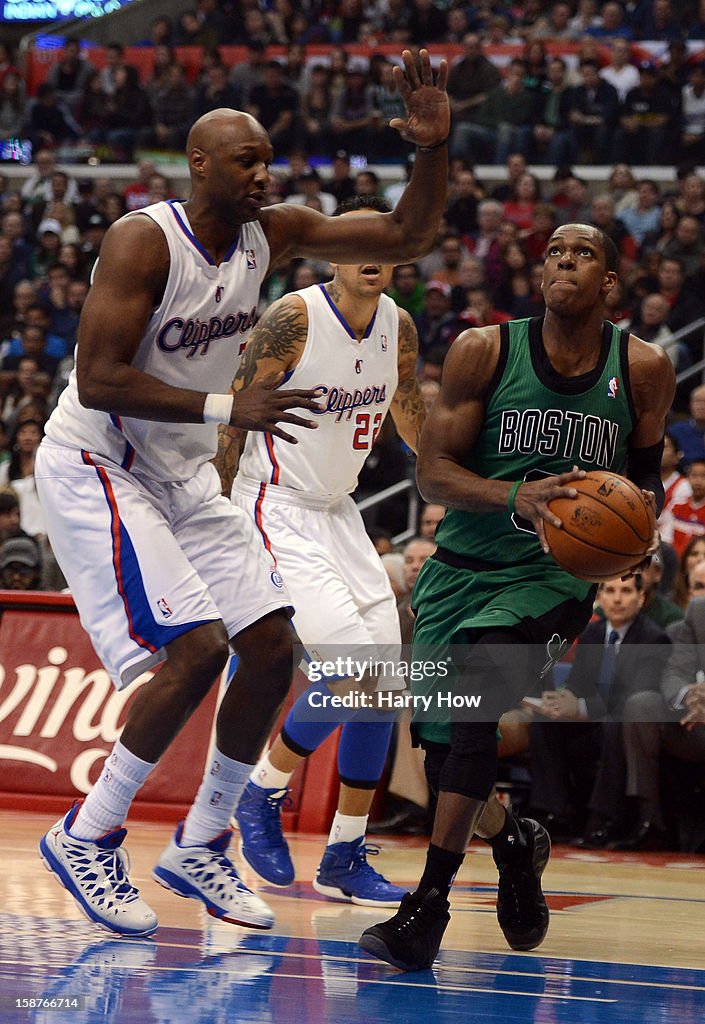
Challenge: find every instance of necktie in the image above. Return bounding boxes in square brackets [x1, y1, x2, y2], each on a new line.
[597, 629, 620, 708]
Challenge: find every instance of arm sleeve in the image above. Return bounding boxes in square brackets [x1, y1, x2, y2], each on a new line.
[627, 438, 665, 515]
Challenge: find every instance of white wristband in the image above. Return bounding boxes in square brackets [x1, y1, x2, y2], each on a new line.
[203, 393, 234, 424]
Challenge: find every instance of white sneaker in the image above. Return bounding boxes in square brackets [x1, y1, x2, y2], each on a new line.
[153, 822, 274, 929]
[38, 804, 158, 937]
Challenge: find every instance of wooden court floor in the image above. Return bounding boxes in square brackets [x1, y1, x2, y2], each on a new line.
[1, 809, 704, 1023]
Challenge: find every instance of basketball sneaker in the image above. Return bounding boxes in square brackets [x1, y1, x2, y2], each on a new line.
[494, 817, 551, 951]
[38, 804, 158, 937]
[358, 890, 450, 971]
[153, 821, 274, 929]
[313, 837, 408, 907]
[234, 781, 295, 886]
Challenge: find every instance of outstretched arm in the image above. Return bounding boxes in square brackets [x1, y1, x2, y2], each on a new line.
[389, 308, 425, 454]
[214, 294, 309, 494]
[262, 50, 450, 270]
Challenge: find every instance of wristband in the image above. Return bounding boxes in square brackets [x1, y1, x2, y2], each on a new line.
[507, 480, 521, 515]
[203, 393, 234, 424]
[417, 137, 448, 152]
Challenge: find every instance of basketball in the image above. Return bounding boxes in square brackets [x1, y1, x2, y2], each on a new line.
[544, 471, 655, 583]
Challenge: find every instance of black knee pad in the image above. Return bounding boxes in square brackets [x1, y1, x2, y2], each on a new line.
[419, 738, 451, 798]
[438, 720, 499, 801]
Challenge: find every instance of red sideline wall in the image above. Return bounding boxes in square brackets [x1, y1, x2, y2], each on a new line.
[0, 591, 339, 831]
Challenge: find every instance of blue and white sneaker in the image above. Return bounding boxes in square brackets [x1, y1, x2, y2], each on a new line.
[313, 837, 408, 908]
[38, 804, 158, 937]
[235, 781, 295, 887]
[153, 822, 274, 929]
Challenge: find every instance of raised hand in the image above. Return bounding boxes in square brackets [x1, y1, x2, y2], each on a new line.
[230, 371, 321, 443]
[390, 48, 450, 149]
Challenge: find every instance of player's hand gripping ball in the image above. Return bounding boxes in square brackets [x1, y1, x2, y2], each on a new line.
[544, 471, 655, 583]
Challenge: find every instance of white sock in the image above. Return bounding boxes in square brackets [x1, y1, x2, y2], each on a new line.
[181, 747, 252, 847]
[73, 740, 155, 839]
[328, 811, 368, 846]
[249, 751, 293, 791]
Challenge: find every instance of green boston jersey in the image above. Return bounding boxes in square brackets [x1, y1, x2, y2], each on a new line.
[434, 316, 636, 571]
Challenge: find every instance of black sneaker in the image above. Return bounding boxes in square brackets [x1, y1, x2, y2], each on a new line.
[494, 817, 550, 951]
[358, 891, 450, 971]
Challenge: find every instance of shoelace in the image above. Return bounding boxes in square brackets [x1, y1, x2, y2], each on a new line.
[204, 849, 252, 893]
[259, 791, 292, 846]
[92, 847, 139, 903]
[498, 862, 536, 923]
[350, 843, 391, 882]
[394, 898, 435, 936]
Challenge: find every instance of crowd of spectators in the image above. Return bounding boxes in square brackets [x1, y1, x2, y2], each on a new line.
[1, 5, 705, 849]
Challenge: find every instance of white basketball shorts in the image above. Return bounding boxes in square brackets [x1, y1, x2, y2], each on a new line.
[35, 441, 292, 689]
[231, 479, 401, 655]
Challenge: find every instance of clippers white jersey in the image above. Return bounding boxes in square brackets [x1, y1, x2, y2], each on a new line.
[238, 283, 399, 498]
[45, 200, 269, 482]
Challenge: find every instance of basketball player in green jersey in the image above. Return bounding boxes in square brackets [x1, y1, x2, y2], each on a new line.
[359, 224, 675, 971]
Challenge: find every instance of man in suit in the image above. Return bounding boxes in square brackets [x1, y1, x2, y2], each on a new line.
[528, 576, 670, 843]
[613, 561, 705, 850]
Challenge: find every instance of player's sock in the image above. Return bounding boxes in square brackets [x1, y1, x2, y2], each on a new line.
[181, 747, 251, 847]
[73, 739, 155, 839]
[416, 843, 465, 901]
[327, 811, 368, 846]
[483, 806, 527, 862]
[249, 751, 293, 791]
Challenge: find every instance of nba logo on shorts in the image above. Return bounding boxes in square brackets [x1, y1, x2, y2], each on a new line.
[246, 248, 257, 269]
[607, 376, 619, 399]
[270, 570, 284, 589]
[157, 596, 173, 618]
[380, 334, 387, 351]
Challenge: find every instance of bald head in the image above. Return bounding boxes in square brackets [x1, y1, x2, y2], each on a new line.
[187, 108, 268, 156]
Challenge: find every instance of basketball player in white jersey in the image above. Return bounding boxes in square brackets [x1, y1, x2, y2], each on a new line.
[216, 196, 425, 906]
[34, 49, 450, 938]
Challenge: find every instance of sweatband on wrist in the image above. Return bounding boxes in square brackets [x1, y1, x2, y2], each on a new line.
[507, 481, 521, 515]
[417, 137, 448, 152]
[203, 393, 234, 424]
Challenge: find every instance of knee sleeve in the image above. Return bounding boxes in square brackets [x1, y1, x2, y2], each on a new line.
[337, 719, 394, 789]
[438, 720, 500, 801]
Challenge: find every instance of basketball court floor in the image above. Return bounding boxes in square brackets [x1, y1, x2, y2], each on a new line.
[1, 810, 704, 1023]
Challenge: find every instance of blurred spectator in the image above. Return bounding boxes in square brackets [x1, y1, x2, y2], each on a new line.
[326, 149, 355, 204]
[676, 172, 705, 222]
[0, 42, 20, 89]
[529, 55, 572, 165]
[531, 1, 574, 40]
[285, 168, 336, 215]
[587, 0, 634, 40]
[459, 59, 535, 165]
[353, 169, 380, 196]
[0, 535, 41, 591]
[122, 160, 157, 213]
[99, 64, 153, 161]
[75, 71, 108, 143]
[329, 63, 374, 155]
[0, 233, 27, 312]
[661, 38, 691, 95]
[629, 292, 679, 366]
[229, 40, 267, 107]
[98, 42, 127, 97]
[389, 263, 424, 317]
[502, 172, 541, 232]
[21, 151, 79, 210]
[367, 58, 411, 161]
[247, 60, 299, 155]
[641, 197, 680, 257]
[5, 417, 44, 536]
[599, 38, 639, 103]
[589, 193, 638, 276]
[554, 175, 592, 224]
[663, 457, 705, 558]
[656, 256, 705, 368]
[428, 233, 467, 289]
[661, 214, 705, 277]
[45, 39, 94, 115]
[680, 62, 705, 166]
[24, 83, 81, 151]
[407, 0, 448, 44]
[638, 0, 683, 41]
[613, 61, 676, 165]
[660, 431, 692, 531]
[567, 0, 602, 39]
[0, 355, 37, 430]
[418, 502, 445, 539]
[0, 69, 27, 139]
[300, 64, 334, 157]
[606, 162, 640, 213]
[145, 44, 177, 107]
[566, 59, 620, 163]
[416, 280, 459, 359]
[194, 62, 239, 119]
[419, 378, 440, 416]
[447, 34, 502, 159]
[618, 179, 663, 245]
[460, 285, 512, 328]
[668, 385, 705, 467]
[523, 203, 558, 261]
[140, 63, 193, 151]
[176, 8, 219, 48]
[28, 219, 62, 281]
[640, 548, 685, 629]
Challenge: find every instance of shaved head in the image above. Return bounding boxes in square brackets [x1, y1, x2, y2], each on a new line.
[187, 108, 268, 155]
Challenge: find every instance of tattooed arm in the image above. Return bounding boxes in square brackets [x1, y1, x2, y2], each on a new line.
[389, 307, 425, 455]
[214, 294, 310, 495]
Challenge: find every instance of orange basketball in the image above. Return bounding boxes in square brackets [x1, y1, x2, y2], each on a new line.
[544, 471, 655, 584]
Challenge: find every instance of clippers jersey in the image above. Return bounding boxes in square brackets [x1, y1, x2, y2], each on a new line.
[45, 200, 269, 482]
[237, 283, 399, 498]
